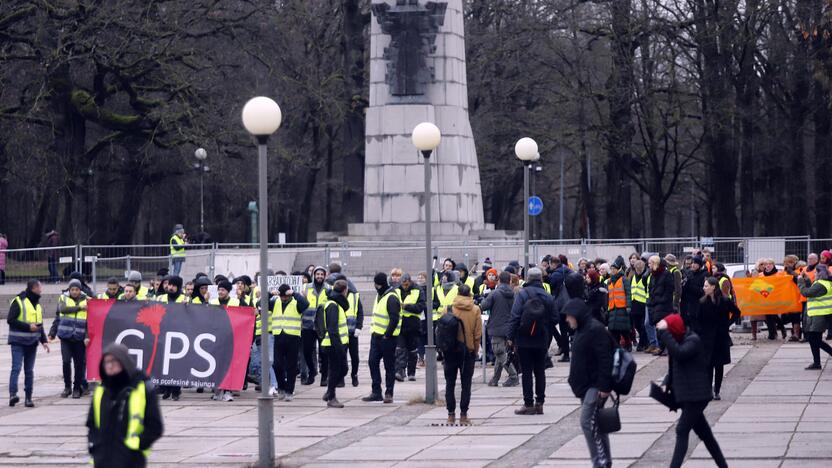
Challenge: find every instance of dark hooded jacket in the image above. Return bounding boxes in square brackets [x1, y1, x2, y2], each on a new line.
[480, 283, 515, 337]
[659, 329, 712, 403]
[507, 279, 558, 349]
[567, 295, 614, 399]
[681, 267, 706, 327]
[87, 344, 163, 468]
[647, 262, 675, 324]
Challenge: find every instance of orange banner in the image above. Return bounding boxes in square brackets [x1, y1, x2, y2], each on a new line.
[733, 275, 803, 316]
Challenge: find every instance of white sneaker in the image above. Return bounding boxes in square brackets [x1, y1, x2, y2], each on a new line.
[222, 391, 234, 402]
[284, 393, 294, 402]
[268, 386, 278, 396]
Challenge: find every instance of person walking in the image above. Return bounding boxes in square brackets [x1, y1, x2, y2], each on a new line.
[480, 271, 519, 387]
[646, 255, 674, 355]
[321, 280, 350, 408]
[87, 343, 163, 467]
[629, 259, 649, 352]
[657, 314, 728, 468]
[396, 273, 423, 383]
[443, 284, 482, 425]
[169, 225, 187, 276]
[697, 277, 740, 400]
[49, 279, 89, 399]
[508, 267, 558, 415]
[0, 233, 7, 285]
[270, 284, 308, 401]
[363, 273, 401, 403]
[798, 266, 832, 369]
[565, 277, 614, 468]
[7, 280, 50, 407]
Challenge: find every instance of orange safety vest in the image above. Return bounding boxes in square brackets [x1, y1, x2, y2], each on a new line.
[607, 276, 627, 310]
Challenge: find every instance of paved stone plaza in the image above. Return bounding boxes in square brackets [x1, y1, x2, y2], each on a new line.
[0, 321, 830, 467]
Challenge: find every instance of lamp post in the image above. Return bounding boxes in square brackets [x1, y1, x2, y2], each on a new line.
[194, 148, 208, 232]
[515, 137, 540, 273]
[242, 96, 282, 468]
[412, 122, 441, 404]
[559, 148, 565, 240]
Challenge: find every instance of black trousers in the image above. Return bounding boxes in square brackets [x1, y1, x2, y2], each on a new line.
[273, 334, 300, 394]
[518, 347, 547, 406]
[806, 331, 832, 365]
[325, 345, 347, 398]
[556, 319, 574, 357]
[443, 348, 475, 414]
[348, 333, 360, 377]
[631, 311, 648, 349]
[300, 329, 318, 378]
[60, 339, 86, 390]
[711, 365, 724, 395]
[765, 315, 786, 338]
[369, 334, 397, 396]
[396, 316, 420, 377]
[670, 401, 727, 468]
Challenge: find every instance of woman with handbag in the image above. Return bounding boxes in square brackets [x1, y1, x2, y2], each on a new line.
[697, 277, 740, 400]
[657, 314, 727, 468]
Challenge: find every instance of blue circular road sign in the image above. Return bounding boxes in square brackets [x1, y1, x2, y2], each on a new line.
[528, 196, 543, 216]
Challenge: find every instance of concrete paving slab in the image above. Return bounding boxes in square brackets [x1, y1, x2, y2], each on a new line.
[785, 432, 832, 458]
[320, 436, 447, 461]
[718, 403, 805, 422]
[691, 432, 789, 458]
[712, 421, 797, 433]
[742, 380, 817, 397]
[548, 433, 662, 459]
[410, 434, 532, 460]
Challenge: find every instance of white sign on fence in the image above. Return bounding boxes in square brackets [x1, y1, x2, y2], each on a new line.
[59, 256, 73, 264]
[267, 275, 304, 293]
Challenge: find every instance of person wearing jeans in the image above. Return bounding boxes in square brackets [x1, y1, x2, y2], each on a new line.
[7, 280, 50, 407]
[480, 271, 519, 387]
[580, 387, 611, 468]
[644, 307, 659, 348]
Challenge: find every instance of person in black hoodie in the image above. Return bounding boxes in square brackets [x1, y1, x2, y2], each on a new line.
[647, 255, 675, 355]
[565, 273, 614, 468]
[156, 276, 184, 400]
[680, 256, 706, 329]
[697, 277, 740, 400]
[657, 314, 727, 468]
[87, 343, 163, 468]
[508, 268, 558, 415]
[7, 280, 49, 407]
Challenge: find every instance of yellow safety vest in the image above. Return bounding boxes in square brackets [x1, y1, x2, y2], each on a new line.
[8, 296, 43, 345]
[321, 302, 348, 347]
[57, 295, 88, 340]
[272, 298, 302, 336]
[372, 291, 402, 336]
[631, 276, 647, 304]
[169, 235, 185, 257]
[520, 280, 551, 294]
[119, 286, 149, 300]
[93, 381, 150, 457]
[463, 276, 475, 289]
[434, 285, 459, 320]
[400, 288, 421, 318]
[346, 292, 360, 332]
[209, 297, 240, 306]
[807, 279, 832, 317]
[154, 294, 187, 304]
[190, 297, 206, 304]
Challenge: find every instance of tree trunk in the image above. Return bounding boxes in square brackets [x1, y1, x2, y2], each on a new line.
[339, 0, 367, 227]
[815, 80, 832, 238]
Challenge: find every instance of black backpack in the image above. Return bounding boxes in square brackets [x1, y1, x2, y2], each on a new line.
[519, 294, 546, 337]
[611, 345, 637, 395]
[435, 313, 465, 353]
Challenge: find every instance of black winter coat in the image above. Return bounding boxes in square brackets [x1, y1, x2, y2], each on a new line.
[508, 281, 558, 349]
[660, 330, 712, 403]
[680, 269, 706, 327]
[647, 269, 675, 324]
[567, 298, 614, 399]
[584, 282, 608, 324]
[695, 297, 739, 367]
[480, 283, 515, 338]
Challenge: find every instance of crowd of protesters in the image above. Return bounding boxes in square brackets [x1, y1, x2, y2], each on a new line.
[9, 226, 832, 467]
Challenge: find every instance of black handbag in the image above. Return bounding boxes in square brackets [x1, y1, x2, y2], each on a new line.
[649, 382, 680, 412]
[597, 393, 621, 434]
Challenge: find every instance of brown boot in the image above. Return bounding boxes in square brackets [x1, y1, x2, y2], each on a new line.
[447, 413, 455, 425]
[514, 405, 536, 415]
[534, 403, 544, 415]
[459, 413, 470, 425]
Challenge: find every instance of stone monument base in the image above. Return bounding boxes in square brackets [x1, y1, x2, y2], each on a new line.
[317, 222, 521, 242]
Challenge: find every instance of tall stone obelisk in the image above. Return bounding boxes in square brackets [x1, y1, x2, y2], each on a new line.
[346, 0, 493, 240]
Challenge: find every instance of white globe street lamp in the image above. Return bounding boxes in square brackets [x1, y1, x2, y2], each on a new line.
[194, 148, 208, 232]
[242, 96, 282, 468]
[411, 121, 441, 404]
[515, 137, 539, 274]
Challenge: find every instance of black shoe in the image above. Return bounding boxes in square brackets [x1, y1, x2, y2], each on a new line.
[71, 388, 82, 399]
[171, 394, 180, 401]
[362, 393, 383, 402]
[319, 376, 328, 387]
[9, 395, 19, 407]
[322, 391, 332, 402]
[408, 375, 416, 382]
[60, 387, 71, 398]
[24, 396, 34, 408]
[337, 379, 345, 388]
[555, 348, 564, 356]
[255, 385, 262, 392]
[351, 375, 359, 387]
[805, 363, 822, 370]
[383, 393, 394, 404]
[302, 377, 314, 386]
[81, 386, 91, 396]
[196, 388, 204, 394]
[558, 355, 570, 363]
[162, 392, 171, 400]
[713, 393, 721, 401]
[544, 356, 554, 369]
[395, 372, 405, 382]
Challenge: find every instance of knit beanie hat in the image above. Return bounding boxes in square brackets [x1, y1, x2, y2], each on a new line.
[217, 280, 233, 293]
[68, 279, 82, 290]
[665, 314, 686, 342]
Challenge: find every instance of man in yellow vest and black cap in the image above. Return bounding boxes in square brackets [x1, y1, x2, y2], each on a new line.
[87, 343, 163, 467]
[169, 224, 187, 276]
[271, 284, 309, 401]
[7, 280, 49, 407]
[321, 280, 351, 408]
[363, 272, 401, 403]
[49, 278, 90, 399]
[396, 273, 424, 382]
